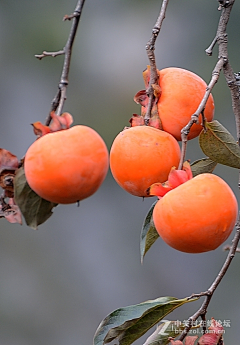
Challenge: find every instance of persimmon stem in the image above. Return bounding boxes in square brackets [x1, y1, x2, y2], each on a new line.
[35, 0, 86, 124]
[144, 0, 170, 125]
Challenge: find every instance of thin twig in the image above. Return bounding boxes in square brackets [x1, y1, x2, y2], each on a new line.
[178, 57, 224, 170]
[205, 36, 218, 56]
[179, 216, 240, 341]
[35, 50, 65, 60]
[144, 0, 170, 125]
[178, 1, 240, 341]
[35, 0, 86, 124]
[223, 244, 240, 252]
[216, 0, 240, 141]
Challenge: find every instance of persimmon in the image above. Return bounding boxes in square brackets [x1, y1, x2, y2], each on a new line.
[149, 171, 238, 253]
[158, 67, 215, 140]
[136, 67, 215, 140]
[24, 125, 109, 204]
[110, 126, 181, 197]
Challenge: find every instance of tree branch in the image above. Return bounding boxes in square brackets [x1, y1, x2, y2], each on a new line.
[35, 0, 86, 125]
[144, 0, 170, 125]
[179, 215, 240, 341]
[178, 0, 239, 170]
[35, 50, 65, 60]
[178, 1, 240, 341]
[216, 0, 240, 141]
[178, 57, 224, 169]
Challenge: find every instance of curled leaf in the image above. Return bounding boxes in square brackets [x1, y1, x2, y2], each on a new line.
[199, 120, 240, 168]
[94, 296, 198, 345]
[190, 158, 217, 177]
[14, 167, 57, 229]
[140, 200, 159, 263]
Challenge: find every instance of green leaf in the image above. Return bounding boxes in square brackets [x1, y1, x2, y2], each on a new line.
[140, 200, 159, 263]
[190, 158, 217, 177]
[199, 120, 240, 168]
[93, 296, 198, 345]
[143, 321, 185, 345]
[14, 167, 58, 229]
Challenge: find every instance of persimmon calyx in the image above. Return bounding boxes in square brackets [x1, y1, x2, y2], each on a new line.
[0, 197, 22, 225]
[129, 114, 145, 127]
[133, 90, 149, 107]
[133, 66, 162, 130]
[32, 111, 73, 137]
[0, 148, 19, 198]
[147, 161, 193, 198]
[49, 111, 73, 131]
[168, 336, 198, 345]
[168, 318, 224, 345]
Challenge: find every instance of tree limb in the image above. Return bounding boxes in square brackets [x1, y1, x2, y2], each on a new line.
[35, 0, 86, 125]
[144, 0, 170, 125]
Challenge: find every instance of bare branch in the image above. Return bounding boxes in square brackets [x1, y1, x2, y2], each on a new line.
[223, 244, 240, 252]
[35, 0, 86, 125]
[178, 57, 224, 169]
[205, 36, 217, 56]
[216, 0, 240, 140]
[35, 50, 65, 60]
[144, 0, 170, 125]
[178, 1, 240, 341]
[179, 215, 240, 341]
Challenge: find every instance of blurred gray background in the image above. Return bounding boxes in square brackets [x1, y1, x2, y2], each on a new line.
[0, 0, 240, 344]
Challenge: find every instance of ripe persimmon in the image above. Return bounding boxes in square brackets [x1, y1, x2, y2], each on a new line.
[136, 67, 215, 140]
[151, 173, 238, 253]
[110, 126, 181, 197]
[157, 67, 215, 140]
[24, 125, 109, 204]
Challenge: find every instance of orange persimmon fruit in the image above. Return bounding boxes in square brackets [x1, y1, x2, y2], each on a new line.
[151, 173, 238, 253]
[157, 67, 215, 140]
[137, 67, 215, 140]
[110, 126, 181, 197]
[24, 125, 109, 204]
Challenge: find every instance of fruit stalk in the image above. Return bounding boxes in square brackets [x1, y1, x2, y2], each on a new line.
[144, 0, 169, 125]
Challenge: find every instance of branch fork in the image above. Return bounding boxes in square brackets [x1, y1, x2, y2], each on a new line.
[35, 0, 86, 123]
[145, 0, 240, 342]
